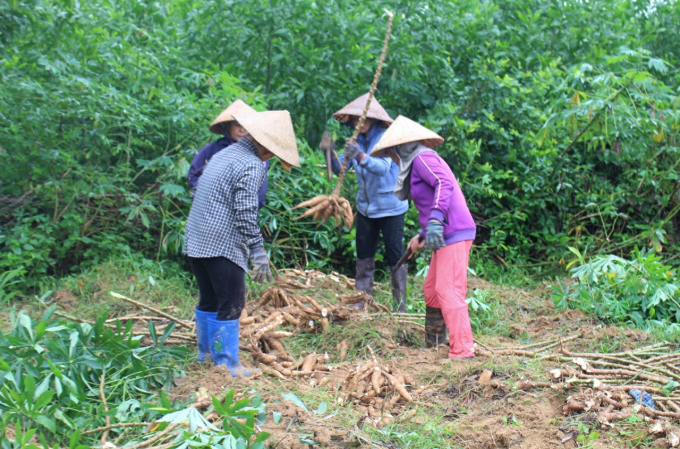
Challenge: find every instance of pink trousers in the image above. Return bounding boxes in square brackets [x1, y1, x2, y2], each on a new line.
[424, 239, 474, 358]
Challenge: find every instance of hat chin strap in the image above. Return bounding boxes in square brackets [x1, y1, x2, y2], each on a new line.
[280, 160, 292, 172]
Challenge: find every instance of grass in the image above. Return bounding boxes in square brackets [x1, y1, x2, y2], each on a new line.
[37, 256, 197, 321]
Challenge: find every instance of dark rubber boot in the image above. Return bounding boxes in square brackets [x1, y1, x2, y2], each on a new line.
[424, 306, 447, 348]
[195, 307, 217, 362]
[390, 264, 408, 313]
[354, 258, 375, 310]
[208, 317, 255, 376]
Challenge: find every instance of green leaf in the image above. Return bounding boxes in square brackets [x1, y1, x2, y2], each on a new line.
[149, 320, 158, 345]
[315, 401, 328, 415]
[282, 393, 308, 412]
[212, 395, 225, 414]
[69, 430, 82, 449]
[253, 431, 271, 445]
[69, 331, 79, 358]
[159, 322, 176, 344]
[35, 390, 55, 409]
[648, 58, 667, 74]
[18, 312, 34, 339]
[662, 380, 679, 396]
[273, 411, 282, 424]
[35, 415, 57, 433]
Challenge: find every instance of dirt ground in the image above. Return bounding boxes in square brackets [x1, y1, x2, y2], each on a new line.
[167, 272, 677, 449]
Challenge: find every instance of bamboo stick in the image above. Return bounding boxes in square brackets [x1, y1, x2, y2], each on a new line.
[109, 292, 193, 330]
[99, 374, 111, 446]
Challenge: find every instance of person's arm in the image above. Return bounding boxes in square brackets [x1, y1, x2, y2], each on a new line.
[414, 153, 454, 223]
[257, 160, 269, 209]
[188, 142, 222, 190]
[187, 156, 204, 190]
[331, 152, 355, 176]
[356, 154, 392, 175]
[233, 163, 266, 251]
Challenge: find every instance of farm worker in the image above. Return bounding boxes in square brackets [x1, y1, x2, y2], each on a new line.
[184, 111, 299, 374]
[371, 116, 477, 359]
[331, 93, 409, 312]
[187, 99, 269, 208]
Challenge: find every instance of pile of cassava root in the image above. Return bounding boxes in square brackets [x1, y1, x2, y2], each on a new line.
[80, 269, 396, 381]
[236, 268, 395, 379]
[337, 358, 416, 427]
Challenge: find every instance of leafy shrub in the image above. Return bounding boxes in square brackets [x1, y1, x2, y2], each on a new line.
[552, 248, 680, 330]
[0, 307, 190, 446]
[2, 0, 680, 293]
[126, 390, 270, 449]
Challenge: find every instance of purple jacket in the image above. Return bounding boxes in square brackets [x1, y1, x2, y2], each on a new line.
[188, 136, 269, 208]
[410, 151, 476, 245]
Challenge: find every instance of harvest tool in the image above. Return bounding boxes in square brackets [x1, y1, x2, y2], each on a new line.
[391, 235, 424, 274]
[319, 130, 336, 180]
[294, 10, 395, 228]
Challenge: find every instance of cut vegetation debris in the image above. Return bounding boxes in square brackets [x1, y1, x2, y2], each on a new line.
[28, 266, 680, 448]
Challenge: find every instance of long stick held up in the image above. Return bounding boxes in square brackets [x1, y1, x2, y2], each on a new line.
[294, 10, 395, 228]
[332, 9, 395, 197]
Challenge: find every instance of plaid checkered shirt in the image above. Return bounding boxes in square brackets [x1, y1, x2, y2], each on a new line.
[185, 138, 266, 271]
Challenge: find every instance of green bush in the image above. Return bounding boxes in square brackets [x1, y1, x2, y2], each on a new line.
[552, 247, 680, 331]
[0, 307, 189, 446]
[2, 0, 679, 292]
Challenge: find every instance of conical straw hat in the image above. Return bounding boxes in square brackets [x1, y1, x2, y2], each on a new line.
[333, 93, 393, 125]
[209, 99, 257, 134]
[233, 111, 300, 168]
[370, 115, 444, 155]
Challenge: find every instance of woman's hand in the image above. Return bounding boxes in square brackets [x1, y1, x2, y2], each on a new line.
[344, 142, 365, 162]
[407, 234, 425, 258]
[249, 244, 273, 283]
[425, 220, 445, 251]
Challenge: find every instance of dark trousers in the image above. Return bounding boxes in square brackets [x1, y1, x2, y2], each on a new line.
[355, 212, 405, 266]
[189, 257, 246, 321]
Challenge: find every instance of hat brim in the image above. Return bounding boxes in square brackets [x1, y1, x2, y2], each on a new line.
[234, 111, 300, 168]
[370, 115, 444, 155]
[209, 100, 257, 134]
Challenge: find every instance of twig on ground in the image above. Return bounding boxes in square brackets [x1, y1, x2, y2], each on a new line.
[99, 375, 111, 446]
[109, 292, 194, 330]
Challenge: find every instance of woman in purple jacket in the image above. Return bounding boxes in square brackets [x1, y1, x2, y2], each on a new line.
[188, 100, 269, 208]
[371, 116, 477, 359]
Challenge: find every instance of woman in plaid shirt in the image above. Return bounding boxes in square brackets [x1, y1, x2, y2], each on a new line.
[185, 111, 299, 375]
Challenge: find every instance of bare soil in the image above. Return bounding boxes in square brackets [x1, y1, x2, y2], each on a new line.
[170, 274, 669, 448]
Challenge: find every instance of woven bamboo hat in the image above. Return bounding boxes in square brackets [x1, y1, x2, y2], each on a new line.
[233, 111, 300, 168]
[370, 115, 444, 156]
[333, 93, 393, 126]
[209, 99, 257, 134]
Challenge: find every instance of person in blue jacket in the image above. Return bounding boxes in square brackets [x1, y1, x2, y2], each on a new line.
[332, 93, 409, 312]
[187, 99, 269, 208]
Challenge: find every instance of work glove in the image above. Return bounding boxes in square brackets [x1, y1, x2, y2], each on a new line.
[425, 220, 446, 252]
[344, 142, 365, 162]
[249, 244, 273, 283]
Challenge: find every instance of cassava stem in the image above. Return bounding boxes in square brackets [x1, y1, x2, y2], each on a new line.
[332, 10, 394, 199]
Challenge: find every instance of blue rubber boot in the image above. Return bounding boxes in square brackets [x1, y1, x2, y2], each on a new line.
[208, 317, 254, 376]
[195, 307, 217, 362]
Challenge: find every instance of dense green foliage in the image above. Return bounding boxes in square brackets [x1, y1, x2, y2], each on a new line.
[2, 0, 679, 291]
[0, 307, 188, 446]
[552, 248, 680, 331]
